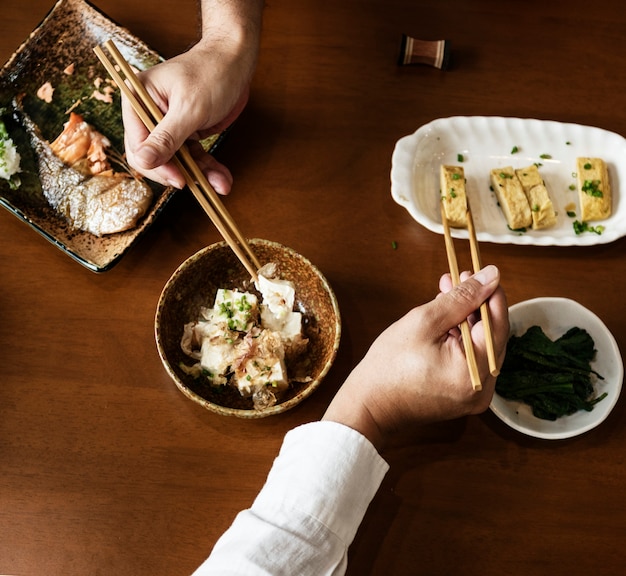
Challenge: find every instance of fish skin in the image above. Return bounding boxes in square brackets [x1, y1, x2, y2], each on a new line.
[14, 97, 153, 236]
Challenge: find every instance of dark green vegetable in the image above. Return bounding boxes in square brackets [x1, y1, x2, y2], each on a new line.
[573, 220, 605, 235]
[496, 325, 606, 421]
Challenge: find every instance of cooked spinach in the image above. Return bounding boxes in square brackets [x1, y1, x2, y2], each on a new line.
[496, 325, 606, 421]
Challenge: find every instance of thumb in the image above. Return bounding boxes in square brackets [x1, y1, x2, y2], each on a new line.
[431, 265, 500, 333]
[133, 115, 189, 170]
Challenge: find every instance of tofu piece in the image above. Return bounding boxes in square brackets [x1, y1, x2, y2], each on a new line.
[195, 289, 259, 384]
[261, 306, 303, 341]
[515, 165, 557, 229]
[213, 289, 258, 332]
[200, 335, 234, 386]
[256, 274, 295, 321]
[576, 157, 611, 221]
[234, 330, 289, 395]
[490, 166, 532, 230]
[256, 273, 302, 341]
[439, 165, 468, 227]
[236, 356, 288, 396]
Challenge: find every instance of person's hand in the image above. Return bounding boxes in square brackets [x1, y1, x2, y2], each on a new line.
[121, 15, 261, 194]
[322, 265, 509, 449]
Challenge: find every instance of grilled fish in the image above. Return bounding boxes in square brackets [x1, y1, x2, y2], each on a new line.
[15, 99, 153, 237]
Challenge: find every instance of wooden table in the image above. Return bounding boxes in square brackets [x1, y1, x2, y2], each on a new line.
[2, 0, 626, 574]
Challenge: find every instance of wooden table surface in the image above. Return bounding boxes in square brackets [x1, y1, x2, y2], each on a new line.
[2, 0, 626, 574]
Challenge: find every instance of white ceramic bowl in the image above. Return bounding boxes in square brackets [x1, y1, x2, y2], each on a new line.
[490, 297, 623, 439]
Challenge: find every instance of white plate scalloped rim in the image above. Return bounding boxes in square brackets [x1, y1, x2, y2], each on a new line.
[489, 298, 623, 440]
[390, 116, 626, 246]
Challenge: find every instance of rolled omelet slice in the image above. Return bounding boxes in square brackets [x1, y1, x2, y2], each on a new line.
[515, 165, 557, 229]
[490, 166, 532, 230]
[576, 157, 611, 221]
[440, 165, 468, 227]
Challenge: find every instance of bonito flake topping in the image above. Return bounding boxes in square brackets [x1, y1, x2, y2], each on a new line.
[180, 267, 309, 411]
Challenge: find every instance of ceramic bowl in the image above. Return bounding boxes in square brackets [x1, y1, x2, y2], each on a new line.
[490, 297, 623, 439]
[155, 239, 341, 418]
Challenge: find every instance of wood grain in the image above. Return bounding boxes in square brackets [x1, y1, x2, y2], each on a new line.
[2, 1, 626, 574]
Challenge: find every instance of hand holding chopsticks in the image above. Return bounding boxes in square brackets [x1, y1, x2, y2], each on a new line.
[93, 40, 261, 281]
[440, 201, 500, 391]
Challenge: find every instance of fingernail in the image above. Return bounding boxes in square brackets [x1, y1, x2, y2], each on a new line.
[208, 173, 226, 195]
[473, 265, 498, 285]
[167, 178, 184, 189]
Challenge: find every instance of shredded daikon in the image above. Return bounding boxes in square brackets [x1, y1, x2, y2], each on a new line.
[0, 117, 21, 188]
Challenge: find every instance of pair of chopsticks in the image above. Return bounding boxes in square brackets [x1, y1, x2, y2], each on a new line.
[93, 40, 261, 281]
[440, 201, 499, 391]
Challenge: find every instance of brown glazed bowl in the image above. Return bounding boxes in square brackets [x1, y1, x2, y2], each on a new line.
[155, 239, 341, 418]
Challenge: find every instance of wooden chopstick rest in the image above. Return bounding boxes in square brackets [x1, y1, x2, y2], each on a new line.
[398, 35, 450, 69]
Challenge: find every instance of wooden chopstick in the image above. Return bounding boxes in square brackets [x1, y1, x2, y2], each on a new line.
[466, 200, 499, 377]
[440, 202, 482, 391]
[93, 40, 261, 281]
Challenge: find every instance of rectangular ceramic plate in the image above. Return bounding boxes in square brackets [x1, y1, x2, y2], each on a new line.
[0, 0, 219, 272]
[390, 116, 626, 246]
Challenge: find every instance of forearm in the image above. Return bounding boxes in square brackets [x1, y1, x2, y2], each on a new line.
[199, 0, 264, 56]
[322, 377, 386, 452]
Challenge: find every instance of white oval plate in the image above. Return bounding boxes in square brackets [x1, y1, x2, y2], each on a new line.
[490, 298, 623, 439]
[390, 116, 626, 246]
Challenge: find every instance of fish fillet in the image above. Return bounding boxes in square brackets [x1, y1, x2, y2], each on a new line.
[16, 99, 153, 236]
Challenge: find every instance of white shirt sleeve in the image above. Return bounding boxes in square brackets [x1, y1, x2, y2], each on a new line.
[191, 420, 390, 576]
